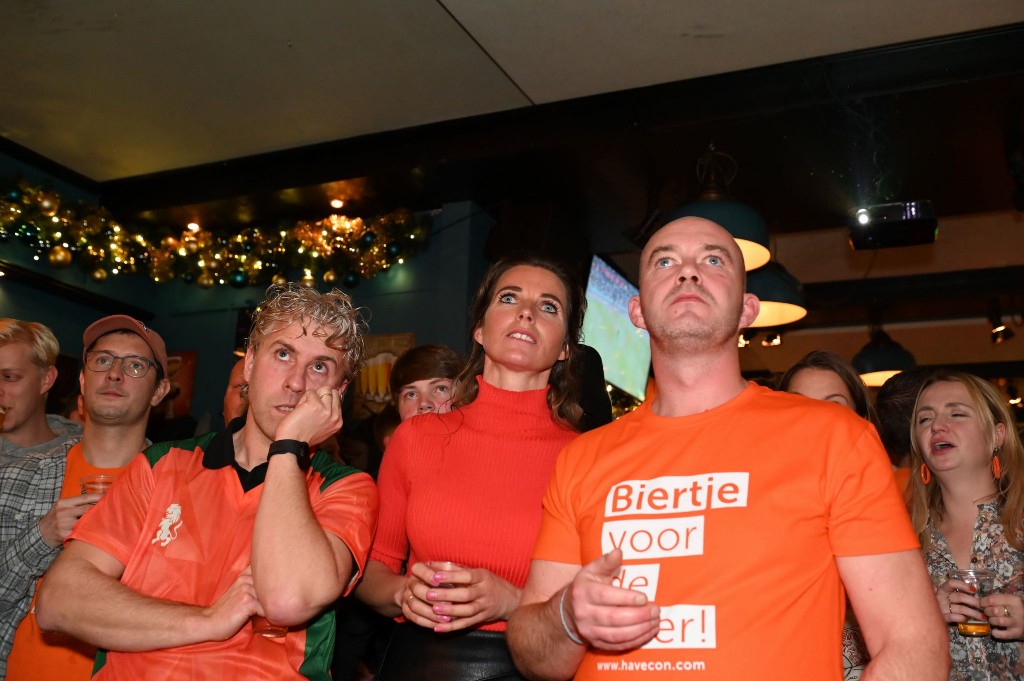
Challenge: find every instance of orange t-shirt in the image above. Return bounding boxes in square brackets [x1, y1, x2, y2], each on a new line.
[532, 384, 919, 680]
[6, 443, 128, 681]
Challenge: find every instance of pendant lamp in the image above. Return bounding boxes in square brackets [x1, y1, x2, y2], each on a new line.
[852, 327, 916, 387]
[669, 145, 770, 271]
[745, 261, 807, 328]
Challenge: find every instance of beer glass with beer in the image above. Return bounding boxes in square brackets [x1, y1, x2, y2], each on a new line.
[950, 569, 996, 636]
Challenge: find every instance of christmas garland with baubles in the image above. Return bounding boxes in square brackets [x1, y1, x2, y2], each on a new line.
[0, 177, 429, 289]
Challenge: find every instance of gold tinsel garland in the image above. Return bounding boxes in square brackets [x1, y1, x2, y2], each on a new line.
[0, 177, 429, 289]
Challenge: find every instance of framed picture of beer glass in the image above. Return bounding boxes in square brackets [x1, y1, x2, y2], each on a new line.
[352, 332, 415, 416]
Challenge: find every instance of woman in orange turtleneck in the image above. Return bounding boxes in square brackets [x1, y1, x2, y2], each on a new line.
[356, 255, 587, 680]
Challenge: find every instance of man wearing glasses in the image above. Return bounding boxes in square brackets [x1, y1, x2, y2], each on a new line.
[0, 315, 170, 680]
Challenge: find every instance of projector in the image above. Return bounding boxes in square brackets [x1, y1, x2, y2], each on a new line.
[848, 200, 937, 250]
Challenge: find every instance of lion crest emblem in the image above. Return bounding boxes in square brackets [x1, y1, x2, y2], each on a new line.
[151, 503, 183, 547]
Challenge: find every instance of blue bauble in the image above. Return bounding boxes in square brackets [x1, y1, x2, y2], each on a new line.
[386, 243, 401, 257]
[359, 232, 376, 249]
[343, 272, 360, 289]
[228, 270, 248, 288]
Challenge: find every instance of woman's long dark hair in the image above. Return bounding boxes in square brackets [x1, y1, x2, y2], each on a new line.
[452, 254, 586, 431]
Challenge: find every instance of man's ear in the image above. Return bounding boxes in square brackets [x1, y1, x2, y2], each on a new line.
[738, 294, 760, 330]
[39, 365, 58, 395]
[150, 378, 172, 407]
[243, 347, 256, 383]
[627, 295, 647, 331]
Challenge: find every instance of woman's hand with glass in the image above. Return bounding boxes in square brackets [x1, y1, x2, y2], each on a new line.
[402, 561, 521, 632]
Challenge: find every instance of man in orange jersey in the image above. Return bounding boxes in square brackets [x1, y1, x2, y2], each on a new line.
[36, 284, 379, 681]
[1, 315, 170, 680]
[507, 216, 949, 680]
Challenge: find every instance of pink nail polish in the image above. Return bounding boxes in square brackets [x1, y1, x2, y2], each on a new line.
[427, 590, 438, 601]
[438, 614, 451, 623]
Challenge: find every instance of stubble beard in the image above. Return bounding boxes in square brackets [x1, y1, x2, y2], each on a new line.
[647, 296, 744, 354]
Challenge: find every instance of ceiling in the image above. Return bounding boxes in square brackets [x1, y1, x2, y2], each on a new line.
[2, 2, 1024, 376]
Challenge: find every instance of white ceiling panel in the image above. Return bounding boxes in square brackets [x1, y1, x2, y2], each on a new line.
[0, 0, 527, 179]
[1, 1, 1023, 181]
[443, 0, 1024, 103]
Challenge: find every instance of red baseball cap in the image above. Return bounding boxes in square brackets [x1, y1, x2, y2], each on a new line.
[82, 315, 168, 377]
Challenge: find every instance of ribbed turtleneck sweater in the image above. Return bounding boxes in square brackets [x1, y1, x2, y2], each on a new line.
[370, 376, 578, 631]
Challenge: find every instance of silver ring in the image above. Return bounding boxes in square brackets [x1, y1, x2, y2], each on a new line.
[1005, 606, 1011, 618]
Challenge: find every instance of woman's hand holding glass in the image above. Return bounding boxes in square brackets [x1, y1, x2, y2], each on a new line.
[400, 561, 521, 633]
[938, 575, 986, 627]
[981, 592, 1024, 640]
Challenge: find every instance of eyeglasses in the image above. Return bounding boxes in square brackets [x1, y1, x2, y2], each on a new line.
[85, 351, 155, 379]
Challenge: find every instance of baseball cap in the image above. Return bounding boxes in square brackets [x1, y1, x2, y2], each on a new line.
[82, 315, 168, 377]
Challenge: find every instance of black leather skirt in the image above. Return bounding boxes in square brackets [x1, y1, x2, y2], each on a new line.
[375, 622, 527, 681]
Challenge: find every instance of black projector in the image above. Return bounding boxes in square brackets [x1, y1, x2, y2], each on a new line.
[848, 200, 938, 250]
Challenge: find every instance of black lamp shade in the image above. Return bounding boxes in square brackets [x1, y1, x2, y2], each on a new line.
[668, 200, 770, 271]
[745, 261, 807, 328]
[852, 330, 916, 387]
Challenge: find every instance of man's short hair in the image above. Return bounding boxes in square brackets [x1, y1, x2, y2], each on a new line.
[0, 318, 59, 369]
[248, 283, 367, 380]
[388, 344, 463, 403]
[876, 367, 933, 465]
[82, 315, 168, 381]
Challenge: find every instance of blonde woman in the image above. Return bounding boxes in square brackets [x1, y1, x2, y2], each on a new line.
[908, 371, 1024, 679]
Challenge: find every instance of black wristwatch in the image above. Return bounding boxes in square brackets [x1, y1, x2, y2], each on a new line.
[267, 439, 311, 471]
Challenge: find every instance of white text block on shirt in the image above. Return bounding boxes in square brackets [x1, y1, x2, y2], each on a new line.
[603, 516, 705, 560]
[604, 473, 749, 517]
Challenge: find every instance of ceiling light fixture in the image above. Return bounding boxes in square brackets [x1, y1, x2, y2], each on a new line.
[669, 145, 770, 271]
[761, 331, 782, 347]
[745, 261, 807, 328]
[988, 300, 1016, 344]
[852, 327, 916, 387]
[738, 330, 756, 348]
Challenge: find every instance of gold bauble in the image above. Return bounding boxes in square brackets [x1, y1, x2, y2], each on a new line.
[161, 236, 179, 249]
[197, 272, 215, 289]
[323, 269, 338, 284]
[47, 245, 73, 268]
[184, 236, 199, 254]
[91, 268, 108, 282]
[37, 192, 60, 217]
[272, 273, 288, 286]
[300, 273, 316, 288]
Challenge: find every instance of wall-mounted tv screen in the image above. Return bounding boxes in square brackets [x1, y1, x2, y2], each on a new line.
[581, 255, 651, 401]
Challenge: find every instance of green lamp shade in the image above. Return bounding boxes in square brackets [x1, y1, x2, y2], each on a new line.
[852, 330, 916, 387]
[668, 200, 771, 271]
[745, 261, 807, 328]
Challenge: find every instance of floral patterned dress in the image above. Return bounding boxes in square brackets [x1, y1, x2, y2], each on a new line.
[925, 502, 1024, 680]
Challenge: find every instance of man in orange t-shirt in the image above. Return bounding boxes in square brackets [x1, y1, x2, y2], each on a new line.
[35, 284, 378, 681]
[506, 215, 950, 680]
[2, 315, 170, 680]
